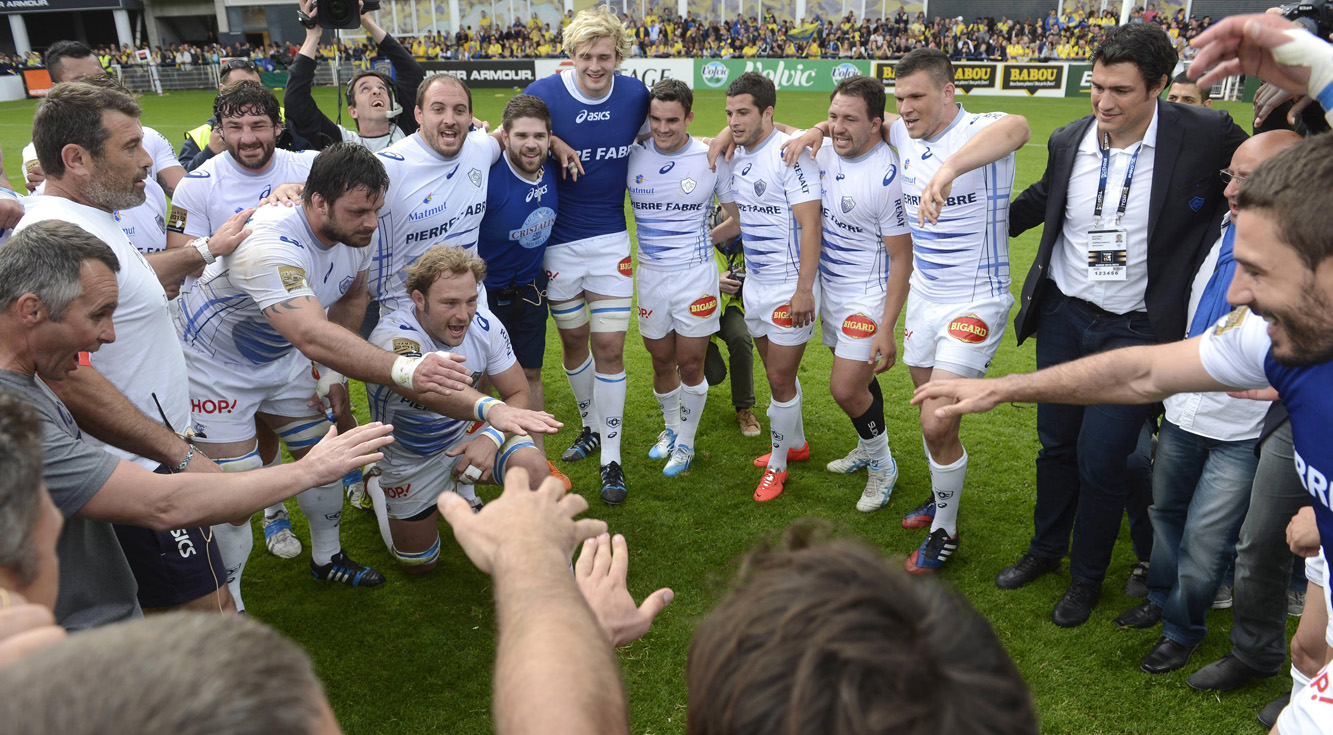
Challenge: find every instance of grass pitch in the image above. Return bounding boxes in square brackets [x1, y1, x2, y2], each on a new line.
[0, 87, 1293, 734]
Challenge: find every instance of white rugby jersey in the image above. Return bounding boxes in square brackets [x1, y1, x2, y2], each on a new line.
[22, 125, 181, 193]
[890, 105, 1015, 302]
[814, 139, 909, 293]
[113, 178, 168, 254]
[167, 148, 319, 240]
[729, 128, 821, 284]
[367, 305, 516, 459]
[372, 130, 501, 313]
[15, 195, 189, 469]
[627, 136, 734, 270]
[176, 204, 372, 367]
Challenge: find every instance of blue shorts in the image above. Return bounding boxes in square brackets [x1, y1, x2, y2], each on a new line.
[486, 274, 548, 370]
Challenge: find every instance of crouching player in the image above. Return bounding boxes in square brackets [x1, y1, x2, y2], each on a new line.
[367, 245, 556, 572]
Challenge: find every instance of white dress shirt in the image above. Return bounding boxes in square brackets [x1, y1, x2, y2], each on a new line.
[1050, 107, 1158, 314]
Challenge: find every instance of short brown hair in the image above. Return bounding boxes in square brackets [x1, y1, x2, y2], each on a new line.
[405, 245, 487, 297]
[214, 79, 280, 126]
[896, 47, 954, 88]
[32, 81, 140, 179]
[650, 77, 693, 114]
[415, 72, 472, 113]
[687, 522, 1038, 735]
[1238, 134, 1333, 271]
[831, 74, 885, 122]
[0, 391, 45, 585]
[502, 94, 551, 133]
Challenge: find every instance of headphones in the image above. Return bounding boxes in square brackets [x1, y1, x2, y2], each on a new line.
[344, 70, 402, 119]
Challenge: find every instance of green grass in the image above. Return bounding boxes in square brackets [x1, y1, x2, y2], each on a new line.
[0, 88, 1294, 734]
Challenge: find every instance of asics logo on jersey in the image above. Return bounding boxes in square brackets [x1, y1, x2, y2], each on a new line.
[575, 109, 612, 123]
[185, 171, 211, 178]
[379, 152, 405, 161]
[446, 165, 459, 179]
[883, 165, 898, 186]
[659, 162, 675, 174]
[278, 235, 304, 249]
[921, 148, 933, 160]
[259, 185, 272, 200]
[525, 184, 549, 203]
[741, 163, 753, 176]
[835, 173, 845, 181]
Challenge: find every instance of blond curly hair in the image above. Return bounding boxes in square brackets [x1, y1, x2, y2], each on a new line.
[562, 5, 631, 63]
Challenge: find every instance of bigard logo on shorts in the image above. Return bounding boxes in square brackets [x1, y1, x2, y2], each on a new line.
[947, 313, 989, 343]
[689, 295, 718, 318]
[618, 257, 634, 277]
[278, 266, 308, 293]
[841, 313, 876, 338]
[771, 304, 793, 327]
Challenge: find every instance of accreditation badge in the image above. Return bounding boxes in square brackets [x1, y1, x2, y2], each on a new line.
[1086, 228, 1128, 282]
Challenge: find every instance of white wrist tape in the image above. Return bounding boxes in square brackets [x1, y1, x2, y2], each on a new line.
[1273, 28, 1333, 111]
[391, 354, 422, 389]
[313, 363, 345, 400]
[479, 426, 504, 449]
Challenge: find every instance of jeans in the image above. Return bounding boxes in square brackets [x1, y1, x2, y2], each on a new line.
[1144, 420, 1259, 646]
[1230, 422, 1311, 673]
[1029, 284, 1159, 585]
[1126, 419, 1157, 563]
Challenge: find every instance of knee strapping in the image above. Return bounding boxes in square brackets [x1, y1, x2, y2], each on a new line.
[215, 449, 263, 473]
[551, 298, 589, 330]
[589, 298, 632, 333]
[392, 536, 441, 567]
[275, 418, 333, 451]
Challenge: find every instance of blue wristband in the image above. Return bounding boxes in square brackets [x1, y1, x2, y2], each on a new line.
[1317, 81, 1333, 119]
[473, 396, 501, 422]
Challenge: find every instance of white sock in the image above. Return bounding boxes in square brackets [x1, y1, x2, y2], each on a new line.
[791, 378, 807, 448]
[213, 519, 254, 614]
[366, 474, 394, 554]
[928, 449, 968, 536]
[595, 370, 627, 466]
[455, 483, 478, 502]
[655, 386, 681, 434]
[565, 354, 596, 430]
[766, 392, 801, 473]
[677, 380, 708, 448]
[864, 432, 893, 470]
[297, 480, 343, 567]
[1293, 663, 1314, 705]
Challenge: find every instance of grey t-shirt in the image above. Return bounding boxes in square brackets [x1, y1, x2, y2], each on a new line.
[0, 370, 137, 630]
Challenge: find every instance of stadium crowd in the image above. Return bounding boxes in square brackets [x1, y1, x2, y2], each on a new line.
[4, 5, 1333, 735]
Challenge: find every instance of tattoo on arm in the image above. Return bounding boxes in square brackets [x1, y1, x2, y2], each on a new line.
[261, 295, 317, 318]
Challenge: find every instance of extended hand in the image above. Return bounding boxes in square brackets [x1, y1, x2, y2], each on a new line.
[911, 377, 1005, 418]
[1190, 14, 1318, 92]
[486, 403, 563, 436]
[411, 351, 472, 394]
[298, 422, 394, 487]
[574, 533, 673, 647]
[445, 436, 499, 485]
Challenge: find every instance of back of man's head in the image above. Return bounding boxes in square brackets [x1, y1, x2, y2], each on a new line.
[44, 40, 98, 83]
[0, 391, 48, 595]
[0, 613, 334, 735]
[687, 523, 1038, 735]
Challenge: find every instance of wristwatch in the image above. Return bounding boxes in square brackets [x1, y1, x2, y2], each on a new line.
[190, 236, 215, 265]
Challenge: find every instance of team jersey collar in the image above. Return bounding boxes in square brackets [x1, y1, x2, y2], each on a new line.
[222, 148, 281, 177]
[649, 135, 693, 157]
[740, 127, 778, 156]
[293, 204, 334, 251]
[839, 139, 888, 164]
[560, 68, 614, 105]
[503, 151, 544, 184]
[925, 103, 967, 144]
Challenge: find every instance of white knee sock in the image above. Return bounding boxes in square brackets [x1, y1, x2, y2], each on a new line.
[654, 386, 681, 434]
[297, 480, 344, 567]
[595, 370, 627, 466]
[565, 355, 596, 430]
[1293, 663, 1314, 705]
[213, 520, 254, 614]
[455, 483, 478, 502]
[864, 432, 893, 470]
[928, 449, 968, 536]
[766, 392, 801, 473]
[677, 380, 708, 448]
[792, 378, 807, 448]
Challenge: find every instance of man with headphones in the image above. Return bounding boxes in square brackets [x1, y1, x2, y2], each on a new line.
[285, 0, 424, 153]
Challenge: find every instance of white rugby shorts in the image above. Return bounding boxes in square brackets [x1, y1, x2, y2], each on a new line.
[820, 284, 887, 362]
[544, 231, 634, 302]
[903, 291, 1014, 378]
[742, 278, 821, 347]
[636, 261, 721, 340]
[185, 349, 320, 445]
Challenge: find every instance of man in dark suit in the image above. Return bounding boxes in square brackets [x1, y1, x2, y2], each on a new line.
[999, 23, 1248, 627]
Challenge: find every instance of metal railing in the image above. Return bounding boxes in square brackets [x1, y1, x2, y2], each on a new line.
[115, 64, 221, 93]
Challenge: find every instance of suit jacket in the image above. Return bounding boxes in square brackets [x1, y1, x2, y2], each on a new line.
[1008, 100, 1248, 344]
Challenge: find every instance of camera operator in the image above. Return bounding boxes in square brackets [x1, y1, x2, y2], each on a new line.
[287, 0, 424, 152]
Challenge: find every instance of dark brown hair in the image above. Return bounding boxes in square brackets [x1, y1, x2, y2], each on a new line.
[1238, 134, 1333, 270]
[32, 81, 140, 179]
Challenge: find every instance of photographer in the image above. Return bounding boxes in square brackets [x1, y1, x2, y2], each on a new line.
[286, 0, 424, 152]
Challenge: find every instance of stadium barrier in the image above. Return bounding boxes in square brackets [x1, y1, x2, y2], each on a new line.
[534, 58, 695, 88]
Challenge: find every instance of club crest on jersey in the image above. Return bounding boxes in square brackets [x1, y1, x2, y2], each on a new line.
[771, 304, 793, 327]
[947, 314, 989, 343]
[469, 168, 482, 187]
[339, 274, 355, 294]
[841, 196, 856, 213]
[277, 265, 309, 293]
[680, 177, 697, 194]
[841, 313, 876, 338]
[155, 214, 166, 232]
[659, 162, 675, 174]
[689, 295, 718, 317]
[617, 257, 633, 277]
[754, 179, 767, 196]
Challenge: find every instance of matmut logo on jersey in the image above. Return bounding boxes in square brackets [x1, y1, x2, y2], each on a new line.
[841, 313, 877, 338]
[575, 109, 612, 123]
[948, 314, 990, 343]
[689, 295, 718, 318]
[410, 193, 448, 222]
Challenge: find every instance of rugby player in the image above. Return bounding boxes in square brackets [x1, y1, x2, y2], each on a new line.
[886, 50, 1029, 573]
[523, 6, 651, 504]
[168, 79, 325, 559]
[627, 78, 740, 478]
[725, 72, 822, 502]
[367, 246, 554, 572]
[175, 143, 474, 609]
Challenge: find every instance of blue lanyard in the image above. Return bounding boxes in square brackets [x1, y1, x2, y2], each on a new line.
[1094, 134, 1142, 227]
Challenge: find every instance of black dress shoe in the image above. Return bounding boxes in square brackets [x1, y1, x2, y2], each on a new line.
[1258, 694, 1289, 728]
[1052, 581, 1100, 628]
[1141, 636, 1201, 674]
[996, 553, 1061, 590]
[1114, 600, 1162, 629]
[1187, 652, 1280, 691]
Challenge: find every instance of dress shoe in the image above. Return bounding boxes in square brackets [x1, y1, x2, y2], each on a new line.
[1141, 636, 1200, 674]
[1258, 694, 1289, 728]
[1052, 581, 1100, 628]
[995, 553, 1061, 590]
[1187, 652, 1279, 691]
[1114, 600, 1162, 629]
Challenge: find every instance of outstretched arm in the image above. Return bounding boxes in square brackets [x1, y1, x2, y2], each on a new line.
[919, 114, 1029, 226]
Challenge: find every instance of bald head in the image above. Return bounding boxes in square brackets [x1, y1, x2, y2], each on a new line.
[1226, 131, 1303, 219]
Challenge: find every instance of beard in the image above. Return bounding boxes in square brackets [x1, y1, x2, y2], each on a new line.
[319, 217, 375, 248]
[1257, 290, 1333, 367]
[84, 164, 146, 212]
[230, 140, 277, 171]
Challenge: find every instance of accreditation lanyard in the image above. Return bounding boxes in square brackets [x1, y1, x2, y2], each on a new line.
[1093, 134, 1142, 229]
[1087, 134, 1142, 282]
